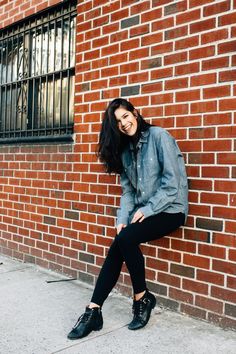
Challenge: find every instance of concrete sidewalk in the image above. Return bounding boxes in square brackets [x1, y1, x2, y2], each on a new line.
[0, 255, 236, 354]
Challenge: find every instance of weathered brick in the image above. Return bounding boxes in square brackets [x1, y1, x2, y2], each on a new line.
[225, 304, 236, 318]
[121, 15, 139, 29]
[170, 264, 195, 278]
[196, 218, 223, 231]
[121, 85, 140, 96]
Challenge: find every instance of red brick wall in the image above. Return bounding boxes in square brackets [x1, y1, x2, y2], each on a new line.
[0, 0, 236, 329]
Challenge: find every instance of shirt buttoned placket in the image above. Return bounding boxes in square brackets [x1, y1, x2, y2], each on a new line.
[136, 140, 143, 205]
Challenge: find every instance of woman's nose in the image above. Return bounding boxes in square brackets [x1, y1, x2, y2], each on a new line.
[120, 118, 126, 126]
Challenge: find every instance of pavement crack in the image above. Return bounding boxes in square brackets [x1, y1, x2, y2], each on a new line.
[51, 324, 128, 354]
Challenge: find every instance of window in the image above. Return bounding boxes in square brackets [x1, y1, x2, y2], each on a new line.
[0, 0, 76, 143]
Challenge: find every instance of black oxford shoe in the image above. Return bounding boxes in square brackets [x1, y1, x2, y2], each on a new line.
[128, 290, 156, 330]
[67, 306, 103, 340]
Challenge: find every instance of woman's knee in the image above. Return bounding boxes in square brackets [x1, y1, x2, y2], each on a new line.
[116, 226, 135, 247]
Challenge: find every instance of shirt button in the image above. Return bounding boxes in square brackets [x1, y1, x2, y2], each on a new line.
[142, 191, 145, 194]
[137, 165, 140, 168]
[139, 178, 141, 181]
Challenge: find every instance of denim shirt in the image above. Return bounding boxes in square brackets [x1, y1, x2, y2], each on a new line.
[116, 126, 188, 226]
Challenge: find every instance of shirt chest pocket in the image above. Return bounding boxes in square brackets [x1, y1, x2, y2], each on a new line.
[143, 157, 161, 180]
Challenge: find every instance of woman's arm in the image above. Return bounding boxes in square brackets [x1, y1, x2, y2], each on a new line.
[116, 170, 135, 226]
[139, 130, 185, 219]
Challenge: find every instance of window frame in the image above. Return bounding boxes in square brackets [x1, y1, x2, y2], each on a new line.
[0, 0, 77, 144]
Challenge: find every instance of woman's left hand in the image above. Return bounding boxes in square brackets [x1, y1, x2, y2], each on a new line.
[131, 209, 145, 223]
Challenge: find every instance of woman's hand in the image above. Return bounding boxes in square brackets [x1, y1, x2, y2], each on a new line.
[131, 209, 145, 223]
[117, 224, 127, 234]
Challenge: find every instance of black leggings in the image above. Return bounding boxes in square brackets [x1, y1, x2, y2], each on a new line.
[91, 212, 185, 307]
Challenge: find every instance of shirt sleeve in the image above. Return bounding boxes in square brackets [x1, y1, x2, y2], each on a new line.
[139, 131, 183, 219]
[116, 170, 135, 226]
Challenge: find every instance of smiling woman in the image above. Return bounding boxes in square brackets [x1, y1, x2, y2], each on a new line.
[67, 98, 188, 340]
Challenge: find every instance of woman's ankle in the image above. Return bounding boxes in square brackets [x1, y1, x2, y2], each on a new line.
[88, 302, 100, 309]
[134, 290, 146, 301]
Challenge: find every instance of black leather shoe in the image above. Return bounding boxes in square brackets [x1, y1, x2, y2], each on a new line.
[128, 290, 156, 330]
[67, 306, 103, 340]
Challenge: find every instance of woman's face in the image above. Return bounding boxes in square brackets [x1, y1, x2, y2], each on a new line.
[114, 106, 138, 136]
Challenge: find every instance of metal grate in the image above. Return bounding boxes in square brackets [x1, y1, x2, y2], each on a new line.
[0, 0, 77, 143]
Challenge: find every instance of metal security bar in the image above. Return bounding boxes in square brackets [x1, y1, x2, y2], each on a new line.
[0, 0, 77, 143]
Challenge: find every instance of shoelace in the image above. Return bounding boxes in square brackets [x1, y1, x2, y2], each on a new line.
[132, 300, 146, 318]
[73, 311, 92, 328]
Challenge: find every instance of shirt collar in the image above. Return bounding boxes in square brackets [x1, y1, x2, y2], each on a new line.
[129, 129, 150, 151]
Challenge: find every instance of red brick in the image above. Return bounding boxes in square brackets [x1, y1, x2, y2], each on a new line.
[213, 206, 236, 221]
[189, 46, 215, 60]
[165, 77, 188, 90]
[225, 221, 236, 234]
[204, 139, 232, 151]
[110, 31, 128, 43]
[189, 127, 215, 139]
[158, 249, 182, 262]
[229, 249, 236, 262]
[141, 32, 162, 46]
[175, 62, 200, 76]
[169, 288, 193, 304]
[200, 192, 228, 205]
[203, 85, 230, 99]
[141, 82, 163, 94]
[201, 29, 228, 45]
[199, 244, 226, 259]
[191, 101, 217, 114]
[191, 73, 216, 86]
[215, 181, 236, 194]
[203, 113, 231, 125]
[175, 35, 199, 50]
[178, 140, 202, 152]
[211, 286, 236, 303]
[157, 272, 181, 288]
[190, 18, 216, 34]
[204, 1, 230, 16]
[202, 57, 229, 70]
[151, 93, 173, 104]
[152, 17, 174, 32]
[146, 257, 168, 272]
[218, 40, 236, 54]
[131, 1, 150, 15]
[181, 304, 207, 320]
[141, 8, 162, 22]
[130, 24, 149, 37]
[197, 269, 224, 286]
[227, 276, 236, 290]
[176, 89, 200, 102]
[164, 52, 187, 65]
[176, 8, 200, 24]
[183, 279, 208, 295]
[195, 295, 223, 313]
[184, 254, 210, 269]
[218, 153, 236, 165]
[219, 11, 236, 26]
[165, 103, 189, 116]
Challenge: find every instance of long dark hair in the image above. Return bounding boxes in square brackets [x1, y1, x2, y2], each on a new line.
[97, 98, 151, 174]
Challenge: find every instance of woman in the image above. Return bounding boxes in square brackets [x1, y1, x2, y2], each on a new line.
[67, 98, 188, 340]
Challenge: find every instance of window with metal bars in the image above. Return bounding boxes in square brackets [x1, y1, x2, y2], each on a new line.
[0, 0, 77, 144]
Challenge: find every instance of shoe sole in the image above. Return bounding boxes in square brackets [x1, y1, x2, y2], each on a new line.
[67, 323, 103, 340]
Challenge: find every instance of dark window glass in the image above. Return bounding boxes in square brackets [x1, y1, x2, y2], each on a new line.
[0, 0, 76, 143]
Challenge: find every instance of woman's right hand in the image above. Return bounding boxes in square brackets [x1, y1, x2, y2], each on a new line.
[117, 224, 126, 234]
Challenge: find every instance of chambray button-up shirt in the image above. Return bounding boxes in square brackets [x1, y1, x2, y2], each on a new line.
[116, 127, 188, 226]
